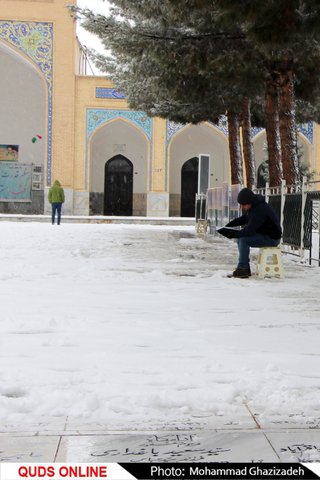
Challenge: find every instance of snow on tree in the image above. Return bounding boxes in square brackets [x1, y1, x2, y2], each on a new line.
[70, 0, 320, 187]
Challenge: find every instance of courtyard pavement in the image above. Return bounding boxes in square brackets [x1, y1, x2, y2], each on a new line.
[0, 216, 320, 465]
[1, 409, 320, 463]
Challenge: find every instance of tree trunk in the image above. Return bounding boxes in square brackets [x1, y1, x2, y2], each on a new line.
[265, 77, 283, 186]
[278, 69, 299, 186]
[227, 110, 243, 185]
[240, 97, 256, 189]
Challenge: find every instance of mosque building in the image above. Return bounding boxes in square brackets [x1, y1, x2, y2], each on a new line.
[0, 0, 319, 217]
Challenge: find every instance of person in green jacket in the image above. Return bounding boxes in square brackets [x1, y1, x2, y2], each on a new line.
[48, 180, 65, 225]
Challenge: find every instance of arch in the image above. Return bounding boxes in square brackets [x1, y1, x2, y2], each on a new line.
[87, 115, 151, 145]
[0, 21, 53, 91]
[0, 39, 47, 212]
[167, 122, 229, 216]
[167, 120, 228, 146]
[0, 40, 41, 74]
[297, 131, 313, 172]
[0, 20, 53, 185]
[104, 155, 133, 215]
[167, 121, 228, 150]
[87, 116, 150, 187]
[252, 129, 266, 143]
[253, 130, 312, 185]
[88, 118, 149, 216]
[87, 115, 151, 190]
[87, 109, 152, 142]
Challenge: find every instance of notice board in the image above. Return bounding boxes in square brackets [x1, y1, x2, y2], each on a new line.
[0, 162, 32, 202]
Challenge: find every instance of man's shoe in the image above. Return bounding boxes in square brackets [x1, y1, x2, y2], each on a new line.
[232, 267, 251, 278]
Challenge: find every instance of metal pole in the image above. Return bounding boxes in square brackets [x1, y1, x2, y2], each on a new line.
[228, 184, 231, 223]
[300, 176, 307, 261]
[280, 179, 286, 244]
[318, 199, 320, 267]
[265, 182, 269, 203]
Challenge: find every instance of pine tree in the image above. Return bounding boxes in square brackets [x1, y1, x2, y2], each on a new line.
[70, 0, 265, 185]
[215, 0, 320, 185]
[70, 0, 320, 188]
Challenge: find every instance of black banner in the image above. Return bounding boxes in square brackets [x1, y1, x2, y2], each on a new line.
[120, 463, 319, 480]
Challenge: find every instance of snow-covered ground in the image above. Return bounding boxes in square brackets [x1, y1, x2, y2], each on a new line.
[1, 222, 320, 428]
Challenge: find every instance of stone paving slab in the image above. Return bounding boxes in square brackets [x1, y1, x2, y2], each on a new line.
[0, 418, 67, 436]
[0, 214, 194, 226]
[56, 431, 279, 463]
[1, 429, 320, 463]
[64, 408, 256, 434]
[0, 436, 60, 463]
[265, 431, 320, 462]
[253, 412, 320, 430]
[1, 413, 320, 463]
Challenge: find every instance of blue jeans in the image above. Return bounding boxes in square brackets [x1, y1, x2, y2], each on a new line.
[237, 234, 280, 268]
[51, 203, 62, 225]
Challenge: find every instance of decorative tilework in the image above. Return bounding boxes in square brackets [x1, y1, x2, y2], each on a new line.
[166, 116, 229, 144]
[215, 116, 229, 136]
[86, 109, 152, 190]
[0, 20, 53, 185]
[167, 117, 313, 145]
[298, 122, 313, 143]
[96, 88, 126, 99]
[87, 109, 152, 139]
[0, 21, 53, 92]
[252, 122, 313, 144]
[167, 121, 186, 141]
[251, 127, 264, 139]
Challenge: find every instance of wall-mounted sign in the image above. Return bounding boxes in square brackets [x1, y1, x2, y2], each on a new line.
[32, 165, 43, 190]
[0, 162, 32, 202]
[0, 145, 19, 162]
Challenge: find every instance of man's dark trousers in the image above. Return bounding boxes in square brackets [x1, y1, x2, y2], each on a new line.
[51, 202, 62, 225]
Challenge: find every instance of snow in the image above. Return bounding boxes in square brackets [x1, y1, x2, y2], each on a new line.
[0, 221, 320, 428]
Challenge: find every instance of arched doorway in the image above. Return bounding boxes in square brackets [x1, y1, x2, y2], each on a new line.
[0, 40, 46, 214]
[168, 123, 229, 216]
[181, 157, 198, 217]
[89, 118, 149, 216]
[257, 162, 268, 188]
[104, 155, 133, 215]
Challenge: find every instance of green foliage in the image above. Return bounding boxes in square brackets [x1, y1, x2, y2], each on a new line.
[69, 0, 265, 124]
[69, 0, 320, 184]
[70, 1, 320, 125]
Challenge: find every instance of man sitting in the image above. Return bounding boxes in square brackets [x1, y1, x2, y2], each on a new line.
[218, 188, 282, 278]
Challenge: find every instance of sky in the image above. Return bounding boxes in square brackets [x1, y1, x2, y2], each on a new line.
[76, 0, 111, 57]
[1, 220, 320, 463]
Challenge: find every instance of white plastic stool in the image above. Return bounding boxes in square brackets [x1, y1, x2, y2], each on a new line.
[256, 246, 284, 279]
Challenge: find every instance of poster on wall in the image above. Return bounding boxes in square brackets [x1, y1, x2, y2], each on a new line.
[0, 162, 32, 202]
[0, 144, 19, 161]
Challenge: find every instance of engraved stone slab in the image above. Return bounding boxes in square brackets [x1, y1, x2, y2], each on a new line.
[57, 431, 278, 463]
[0, 417, 67, 436]
[64, 408, 256, 434]
[266, 431, 320, 462]
[0, 436, 60, 462]
[254, 412, 320, 430]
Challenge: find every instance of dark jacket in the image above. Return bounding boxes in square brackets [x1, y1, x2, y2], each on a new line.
[226, 194, 282, 239]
